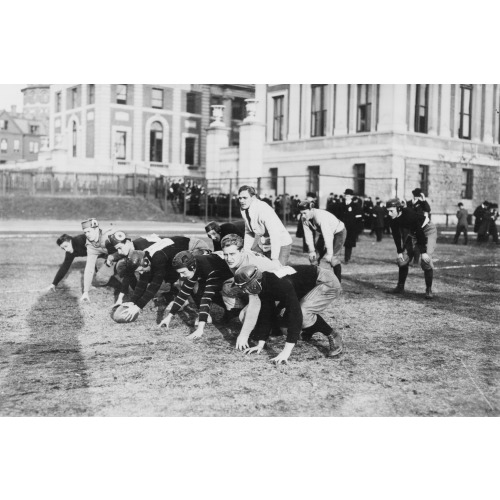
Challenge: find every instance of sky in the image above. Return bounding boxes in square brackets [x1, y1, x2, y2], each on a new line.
[0, 84, 25, 111]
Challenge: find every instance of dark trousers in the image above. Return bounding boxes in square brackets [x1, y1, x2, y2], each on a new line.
[453, 225, 468, 244]
[374, 228, 383, 242]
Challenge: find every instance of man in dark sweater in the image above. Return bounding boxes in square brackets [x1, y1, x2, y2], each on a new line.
[47, 234, 88, 291]
[233, 264, 343, 364]
[119, 236, 209, 322]
[385, 198, 437, 299]
[159, 250, 233, 338]
[205, 220, 246, 252]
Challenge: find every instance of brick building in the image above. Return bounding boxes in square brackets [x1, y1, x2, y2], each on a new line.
[0, 107, 47, 165]
[43, 84, 253, 176]
[212, 84, 500, 218]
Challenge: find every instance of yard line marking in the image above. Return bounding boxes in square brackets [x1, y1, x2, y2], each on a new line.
[460, 359, 495, 411]
[439, 264, 500, 270]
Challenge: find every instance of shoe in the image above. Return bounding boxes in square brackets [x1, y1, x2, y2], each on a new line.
[425, 288, 433, 300]
[327, 333, 343, 357]
[386, 285, 405, 294]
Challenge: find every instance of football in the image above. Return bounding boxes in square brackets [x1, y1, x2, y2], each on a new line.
[111, 304, 139, 323]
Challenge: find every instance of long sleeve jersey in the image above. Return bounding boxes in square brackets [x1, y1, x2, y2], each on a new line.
[52, 234, 88, 286]
[252, 265, 319, 344]
[169, 253, 232, 322]
[302, 208, 345, 255]
[390, 208, 429, 253]
[119, 236, 162, 294]
[241, 198, 292, 260]
[130, 236, 190, 309]
[83, 228, 117, 293]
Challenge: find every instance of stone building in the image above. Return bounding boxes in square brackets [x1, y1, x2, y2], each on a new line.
[209, 84, 500, 219]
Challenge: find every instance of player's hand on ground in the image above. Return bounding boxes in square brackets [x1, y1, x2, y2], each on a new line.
[113, 298, 123, 307]
[271, 351, 290, 365]
[187, 326, 204, 340]
[235, 334, 250, 350]
[308, 252, 317, 265]
[46, 284, 56, 293]
[244, 341, 265, 355]
[421, 253, 431, 264]
[123, 304, 140, 321]
[80, 292, 90, 303]
[324, 254, 333, 264]
[159, 314, 173, 329]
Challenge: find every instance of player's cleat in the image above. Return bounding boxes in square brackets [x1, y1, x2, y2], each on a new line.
[386, 285, 405, 294]
[327, 333, 344, 357]
[425, 287, 434, 299]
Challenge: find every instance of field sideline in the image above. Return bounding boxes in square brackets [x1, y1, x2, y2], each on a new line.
[0, 227, 498, 417]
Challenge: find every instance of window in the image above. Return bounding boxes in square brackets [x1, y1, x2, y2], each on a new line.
[272, 96, 284, 141]
[311, 85, 326, 137]
[115, 131, 127, 159]
[357, 84, 372, 132]
[185, 137, 196, 165]
[462, 168, 473, 199]
[308, 165, 320, 195]
[34, 142, 39, 154]
[458, 85, 472, 139]
[29, 142, 34, 153]
[0, 120, 8, 130]
[270, 168, 278, 191]
[70, 87, 78, 108]
[30, 125, 39, 134]
[13, 139, 20, 152]
[55, 92, 62, 112]
[419, 164, 429, 195]
[72, 122, 77, 157]
[152, 88, 164, 109]
[88, 84, 95, 105]
[116, 84, 128, 105]
[415, 84, 429, 133]
[150, 121, 163, 162]
[0, 139, 7, 152]
[186, 92, 201, 114]
[354, 163, 366, 196]
[231, 97, 246, 121]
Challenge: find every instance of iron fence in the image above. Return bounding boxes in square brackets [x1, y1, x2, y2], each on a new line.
[0, 170, 398, 224]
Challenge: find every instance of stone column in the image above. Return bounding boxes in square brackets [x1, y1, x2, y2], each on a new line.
[427, 84, 439, 136]
[483, 84, 494, 143]
[439, 84, 452, 138]
[239, 99, 266, 178]
[171, 86, 182, 168]
[288, 84, 301, 140]
[471, 84, 482, 142]
[206, 106, 230, 180]
[334, 84, 349, 135]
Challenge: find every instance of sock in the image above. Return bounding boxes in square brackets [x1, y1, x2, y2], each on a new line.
[333, 264, 341, 282]
[398, 265, 409, 287]
[310, 315, 333, 337]
[424, 268, 433, 289]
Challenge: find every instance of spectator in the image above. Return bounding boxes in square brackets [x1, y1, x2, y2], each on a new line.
[453, 203, 469, 245]
[474, 200, 490, 242]
[372, 198, 386, 242]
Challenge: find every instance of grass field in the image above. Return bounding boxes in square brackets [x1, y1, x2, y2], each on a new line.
[0, 231, 498, 417]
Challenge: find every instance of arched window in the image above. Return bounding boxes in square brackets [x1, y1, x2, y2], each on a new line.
[150, 121, 163, 162]
[72, 121, 77, 157]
